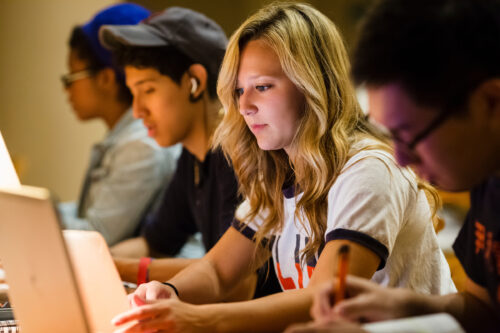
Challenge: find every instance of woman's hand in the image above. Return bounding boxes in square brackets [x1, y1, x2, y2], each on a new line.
[309, 280, 336, 324]
[129, 281, 179, 307]
[112, 295, 216, 333]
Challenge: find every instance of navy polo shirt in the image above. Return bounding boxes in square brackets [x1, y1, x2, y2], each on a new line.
[143, 147, 239, 254]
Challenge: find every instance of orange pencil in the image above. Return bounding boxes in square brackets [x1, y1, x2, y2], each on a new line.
[334, 244, 350, 305]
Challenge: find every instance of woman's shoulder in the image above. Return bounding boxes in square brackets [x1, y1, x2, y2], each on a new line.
[331, 139, 419, 197]
[345, 138, 397, 169]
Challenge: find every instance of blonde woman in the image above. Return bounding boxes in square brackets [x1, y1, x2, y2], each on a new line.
[111, 3, 455, 332]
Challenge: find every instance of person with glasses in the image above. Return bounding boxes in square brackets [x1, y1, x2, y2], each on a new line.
[58, 3, 181, 246]
[288, 0, 500, 332]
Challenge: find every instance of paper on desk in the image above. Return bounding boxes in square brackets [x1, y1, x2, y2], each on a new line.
[363, 313, 465, 333]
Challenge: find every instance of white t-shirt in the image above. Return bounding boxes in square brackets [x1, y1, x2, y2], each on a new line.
[233, 141, 456, 294]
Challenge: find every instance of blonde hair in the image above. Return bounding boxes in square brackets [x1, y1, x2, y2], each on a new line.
[213, 2, 440, 263]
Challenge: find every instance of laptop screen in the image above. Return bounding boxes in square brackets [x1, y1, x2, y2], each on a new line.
[0, 132, 21, 189]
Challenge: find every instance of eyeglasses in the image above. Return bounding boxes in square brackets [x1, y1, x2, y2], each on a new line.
[60, 69, 96, 88]
[371, 106, 455, 164]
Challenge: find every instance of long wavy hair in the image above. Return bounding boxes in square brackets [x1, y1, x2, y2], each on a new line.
[213, 2, 440, 264]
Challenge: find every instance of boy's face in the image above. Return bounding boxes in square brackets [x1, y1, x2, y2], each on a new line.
[64, 49, 103, 120]
[125, 66, 195, 147]
[368, 83, 498, 191]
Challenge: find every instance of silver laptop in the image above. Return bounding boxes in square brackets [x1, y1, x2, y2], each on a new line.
[0, 185, 129, 333]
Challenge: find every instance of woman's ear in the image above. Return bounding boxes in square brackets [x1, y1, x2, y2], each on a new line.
[187, 64, 208, 102]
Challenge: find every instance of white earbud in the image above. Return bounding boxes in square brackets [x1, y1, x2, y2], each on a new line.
[190, 78, 198, 95]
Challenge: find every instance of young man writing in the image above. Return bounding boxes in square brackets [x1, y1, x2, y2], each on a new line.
[288, 1, 500, 332]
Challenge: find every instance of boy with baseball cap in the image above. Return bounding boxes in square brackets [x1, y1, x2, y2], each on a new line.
[100, 7, 281, 299]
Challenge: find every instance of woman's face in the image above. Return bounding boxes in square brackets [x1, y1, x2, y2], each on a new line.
[236, 39, 304, 154]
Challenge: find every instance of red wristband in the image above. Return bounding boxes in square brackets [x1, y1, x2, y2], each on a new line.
[137, 257, 153, 286]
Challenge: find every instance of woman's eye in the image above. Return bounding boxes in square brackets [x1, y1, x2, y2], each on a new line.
[145, 88, 155, 94]
[256, 85, 271, 92]
[235, 88, 244, 97]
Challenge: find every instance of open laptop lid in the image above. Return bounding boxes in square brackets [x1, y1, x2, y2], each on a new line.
[63, 230, 129, 333]
[0, 186, 89, 333]
[0, 132, 21, 189]
[0, 186, 129, 332]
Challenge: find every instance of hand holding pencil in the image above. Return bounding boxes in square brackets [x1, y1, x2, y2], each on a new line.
[334, 244, 350, 305]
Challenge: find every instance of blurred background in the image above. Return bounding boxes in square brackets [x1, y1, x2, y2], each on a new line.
[0, 0, 372, 201]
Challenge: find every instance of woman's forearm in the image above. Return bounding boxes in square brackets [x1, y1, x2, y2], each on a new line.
[169, 258, 230, 304]
[202, 287, 314, 333]
[166, 229, 265, 304]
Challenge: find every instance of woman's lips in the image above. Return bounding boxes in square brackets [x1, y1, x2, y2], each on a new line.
[250, 124, 267, 132]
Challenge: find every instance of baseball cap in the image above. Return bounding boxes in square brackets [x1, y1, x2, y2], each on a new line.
[99, 7, 228, 78]
[81, 3, 151, 68]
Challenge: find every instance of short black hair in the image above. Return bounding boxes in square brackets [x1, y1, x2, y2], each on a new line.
[352, 0, 500, 111]
[69, 26, 133, 105]
[112, 45, 219, 99]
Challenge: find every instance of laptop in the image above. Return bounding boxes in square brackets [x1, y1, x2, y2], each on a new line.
[0, 185, 130, 333]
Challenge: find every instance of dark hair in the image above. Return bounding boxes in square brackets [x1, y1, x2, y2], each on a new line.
[112, 45, 219, 99]
[352, 0, 500, 111]
[69, 26, 133, 105]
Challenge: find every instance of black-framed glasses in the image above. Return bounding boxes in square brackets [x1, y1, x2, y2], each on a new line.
[60, 69, 96, 88]
[399, 107, 454, 149]
[370, 106, 455, 163]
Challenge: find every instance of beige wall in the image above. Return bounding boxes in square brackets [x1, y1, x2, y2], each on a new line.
[0, 0, 116, 201]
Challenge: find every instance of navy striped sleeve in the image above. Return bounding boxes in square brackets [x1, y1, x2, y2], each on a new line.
[326, 228, 389, 270]
[232, 219, 275, 249]
[232, 219, 256, 240]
